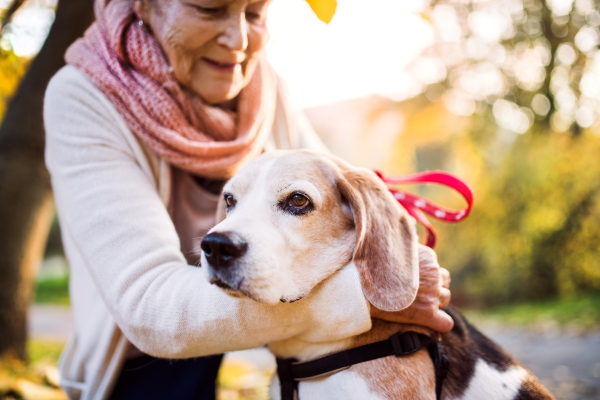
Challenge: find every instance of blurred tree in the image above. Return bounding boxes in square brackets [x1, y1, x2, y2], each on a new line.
[0, 0, 94, 360]
[411, 0, 600, 135]
[377, 0, 600, 306]
[0, 0, 25, 30]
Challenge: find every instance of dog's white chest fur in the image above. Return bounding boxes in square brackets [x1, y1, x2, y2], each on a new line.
[270, 369, 386, 400]
[452, 359, 527, 400]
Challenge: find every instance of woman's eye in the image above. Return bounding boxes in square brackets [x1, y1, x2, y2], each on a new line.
[194, 5, 226, 15]
[224, 194, 236, 207]
[246, 2, 267, 21]
[246, 12, 262, 20]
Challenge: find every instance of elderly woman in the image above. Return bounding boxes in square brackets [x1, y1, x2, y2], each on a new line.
[44, 0, 453, 399]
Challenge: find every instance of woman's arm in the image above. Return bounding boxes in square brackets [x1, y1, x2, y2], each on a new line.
[44, 67, 372, 359]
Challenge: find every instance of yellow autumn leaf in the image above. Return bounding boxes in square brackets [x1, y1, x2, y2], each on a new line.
[305, 0, 337, 24]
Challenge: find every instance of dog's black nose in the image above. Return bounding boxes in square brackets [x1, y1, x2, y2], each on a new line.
[201, 232, 247, 269]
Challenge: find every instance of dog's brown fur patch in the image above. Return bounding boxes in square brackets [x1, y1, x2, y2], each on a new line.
[349, 319, 436, 399]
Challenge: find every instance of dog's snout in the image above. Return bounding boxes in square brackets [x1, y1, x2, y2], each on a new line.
[201, 232, 247, 269]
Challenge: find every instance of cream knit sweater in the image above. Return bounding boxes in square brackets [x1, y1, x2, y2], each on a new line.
[44, 66, 372, 400]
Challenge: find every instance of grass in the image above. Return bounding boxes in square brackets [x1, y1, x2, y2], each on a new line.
[26, 341, 64, 365]
[33, 277, 69, 305]
[463, 294, 600, 330]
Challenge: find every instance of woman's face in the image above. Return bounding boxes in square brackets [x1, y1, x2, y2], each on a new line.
[135, 0, 271, 105]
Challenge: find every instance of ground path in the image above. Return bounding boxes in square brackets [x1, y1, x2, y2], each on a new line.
[29, 305, 600, 400]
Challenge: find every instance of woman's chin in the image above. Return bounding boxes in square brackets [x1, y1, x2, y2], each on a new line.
[195, 87, 241, 107]
[188, 76, 245, 107]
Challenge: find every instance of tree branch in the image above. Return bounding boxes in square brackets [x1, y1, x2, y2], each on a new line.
[1, 0, 25, 31]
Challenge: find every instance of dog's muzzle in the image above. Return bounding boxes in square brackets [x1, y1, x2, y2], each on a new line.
[201, 232, 247, 270]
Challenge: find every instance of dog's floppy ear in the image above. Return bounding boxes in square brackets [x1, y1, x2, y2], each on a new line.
[335, 163, 420, 312]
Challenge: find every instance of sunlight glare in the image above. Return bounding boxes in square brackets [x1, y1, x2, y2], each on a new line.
[266, 0, 433, 108]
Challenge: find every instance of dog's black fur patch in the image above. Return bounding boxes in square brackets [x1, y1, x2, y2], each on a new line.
[440, 306, 553, 399]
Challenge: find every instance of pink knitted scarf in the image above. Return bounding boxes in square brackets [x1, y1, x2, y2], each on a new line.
[65, 0, 277, 179]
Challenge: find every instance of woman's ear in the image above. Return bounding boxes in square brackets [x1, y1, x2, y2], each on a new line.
[334, 162, 420, 312]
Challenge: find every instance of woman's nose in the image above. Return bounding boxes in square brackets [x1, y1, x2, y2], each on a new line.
[216, 13, 248, 51]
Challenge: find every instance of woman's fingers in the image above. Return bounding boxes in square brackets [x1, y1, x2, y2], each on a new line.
[418, 244, 438, 268]
[429, 310, 454, 333]
[440, 267, 451, 289]
[370, 305, 454, 333]
[439, 287, 451, 308]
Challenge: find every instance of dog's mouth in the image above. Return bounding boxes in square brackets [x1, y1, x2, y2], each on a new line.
[209, 276, 249, 299]
[280, 295, 305, 303]
[211, 276, 235, 291]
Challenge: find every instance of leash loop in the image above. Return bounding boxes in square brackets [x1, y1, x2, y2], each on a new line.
[374, 170, 475, 248]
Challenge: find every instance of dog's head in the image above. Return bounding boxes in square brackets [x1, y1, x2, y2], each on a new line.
[200, 150, 419, 311]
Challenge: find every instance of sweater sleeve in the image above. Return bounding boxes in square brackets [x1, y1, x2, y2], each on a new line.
[44, 67, 371, 359]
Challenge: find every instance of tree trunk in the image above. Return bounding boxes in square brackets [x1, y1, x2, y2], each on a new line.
[0, 0, 94, 361]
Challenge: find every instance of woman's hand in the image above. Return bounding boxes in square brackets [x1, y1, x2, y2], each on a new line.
[370, 245, 453, 333]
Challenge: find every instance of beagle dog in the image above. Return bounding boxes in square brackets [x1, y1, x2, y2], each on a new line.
[200, 150, 554, 400]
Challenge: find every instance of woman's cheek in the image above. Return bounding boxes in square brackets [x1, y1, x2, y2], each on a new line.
[163, 41, 196, 87]
[247, 24, 270, 55]
[160, 26, 216, 87]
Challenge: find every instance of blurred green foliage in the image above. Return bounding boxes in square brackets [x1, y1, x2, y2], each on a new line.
[442, 130, 600, 304]
[386, 98, 600, 306]
[374, 0, 600, 306]
[26, 341, 64, 365]
[464, 293, 600, 329]
[33, 277, 69, 305]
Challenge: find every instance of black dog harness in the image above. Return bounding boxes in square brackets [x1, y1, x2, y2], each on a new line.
[276, 331, 449, 400]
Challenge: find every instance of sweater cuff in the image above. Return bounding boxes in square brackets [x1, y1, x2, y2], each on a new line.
[296, 261, 372, 343]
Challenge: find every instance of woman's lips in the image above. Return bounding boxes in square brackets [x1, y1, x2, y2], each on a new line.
[203, 57, 239, 73]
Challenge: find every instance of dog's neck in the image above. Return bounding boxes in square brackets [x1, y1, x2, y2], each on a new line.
[268, 319, 435, 362]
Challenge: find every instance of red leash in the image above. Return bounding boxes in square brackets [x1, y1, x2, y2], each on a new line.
[375, 170, 475, 248]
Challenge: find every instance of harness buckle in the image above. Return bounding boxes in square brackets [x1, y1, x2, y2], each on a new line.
[391, 332, 419, 356]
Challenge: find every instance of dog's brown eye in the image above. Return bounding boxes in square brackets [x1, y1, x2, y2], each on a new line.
[279, 192, 314, 216]
[224, 194, 236, 207]
[290, 194, 309, 208]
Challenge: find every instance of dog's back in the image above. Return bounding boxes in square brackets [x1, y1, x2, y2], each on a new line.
[441, 306, 554, 400]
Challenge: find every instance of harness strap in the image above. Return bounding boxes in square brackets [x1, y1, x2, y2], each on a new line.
[428, 340, 450, 400]
[276, 331, 449, 400]
[276, 358, 298, 400]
